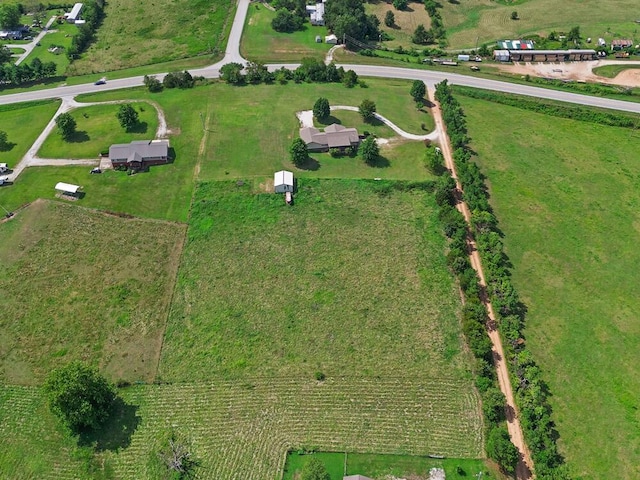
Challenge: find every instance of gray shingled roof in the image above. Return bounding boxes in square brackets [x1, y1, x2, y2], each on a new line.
[299, 124, 359, 148]
[109, 140, 169, 161]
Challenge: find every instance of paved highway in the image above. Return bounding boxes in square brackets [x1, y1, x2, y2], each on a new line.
[1, 0, 640, 116]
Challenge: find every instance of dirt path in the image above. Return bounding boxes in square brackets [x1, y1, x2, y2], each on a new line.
[428, 87, 534, 479]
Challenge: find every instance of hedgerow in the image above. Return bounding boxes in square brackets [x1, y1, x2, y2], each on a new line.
[432, 80, 570, 479]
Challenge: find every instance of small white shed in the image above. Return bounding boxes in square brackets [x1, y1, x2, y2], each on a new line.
[274, 171, 294, 193]
[55, 182, 81, 196]
[325, 34, 338, 44]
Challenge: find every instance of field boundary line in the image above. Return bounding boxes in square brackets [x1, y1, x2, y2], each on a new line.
[428, 86, 534, 479]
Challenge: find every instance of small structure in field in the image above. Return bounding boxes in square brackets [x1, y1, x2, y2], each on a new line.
[109, 140, 170, 170]
[497, 39, 534, 50]
[55, 182, 82, 198]
[274, 170, 294, 193]
[508, 49, 596, 62]
[325, 34, 338, 44]
[344, 476, 374, 480]
[611, 39, 633, 50]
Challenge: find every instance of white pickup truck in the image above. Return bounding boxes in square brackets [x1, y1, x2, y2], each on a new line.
[0, 163, 8, 174]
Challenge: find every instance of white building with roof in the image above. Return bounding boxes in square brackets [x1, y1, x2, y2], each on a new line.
[274, 170, 294, 193]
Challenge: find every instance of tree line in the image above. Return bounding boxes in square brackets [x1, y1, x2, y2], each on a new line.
[0, 56, 57, 87]
[66, 0, 105, 60]
[432, 80, 571, 479]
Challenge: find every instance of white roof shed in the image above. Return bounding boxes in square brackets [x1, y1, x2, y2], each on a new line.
[274, 170, 294, 193]
[55, 182, 81, 194]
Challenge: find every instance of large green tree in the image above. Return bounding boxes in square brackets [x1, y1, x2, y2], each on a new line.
[0, 4, 21, 29]
[313, 97, 330, 119]
[384, 10, 394, 28]
[324, 0, 379, 42]
[272, 9, 304, 33]
[486, 427, 520, 475]
[0, 46, 12, 65]
[116, 103, 139, 131]
[289, 137, 308, 167]
[358, 99, 377, 123]
[44, 361, 117, 433]
[55, 113, 77, 141]
[301, 457, 330, 480]
[410, 79, 426, 104]
[0, 130, 9, 151]
[359, 135, 380, 165]
[220, 63, 245, 85]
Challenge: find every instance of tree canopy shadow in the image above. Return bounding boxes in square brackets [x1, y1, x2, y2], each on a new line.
[317, 115, 342, 126]
[367, 155, 390, 168]
[78, 397, 141, 452]
[299, 156, 320, 171]
[68, 130, 90, 143]
[366, 117, 384, 127]
[126, 121, 148, 134]
[0, 142, 16, 152]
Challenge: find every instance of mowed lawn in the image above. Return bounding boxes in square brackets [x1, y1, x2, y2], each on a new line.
[241, 3, 330, 63]
[197, 80, 435, 180]
[70, 0, 235, 74]
[38, 102, 159, 158]
[0, 100, 61, 166]
[461, 94, 640, 480]
[440, 0, 640, 49]
[0, 200, 185, 385]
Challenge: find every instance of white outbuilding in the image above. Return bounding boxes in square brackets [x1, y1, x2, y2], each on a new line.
[55, 182, 82, 196]
[325, 34, 338, 44]
[274, 170, 294, 193]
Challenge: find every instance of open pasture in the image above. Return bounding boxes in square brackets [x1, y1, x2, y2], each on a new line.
[460, 92, 640, 480]
[365, 0, 432, 49]
[69, 0, 235, 74]
[241, 3, 330, 63]
[38, 102, 159, 159]
[0, 200, 185, 385]
[440, 0, 640, 49]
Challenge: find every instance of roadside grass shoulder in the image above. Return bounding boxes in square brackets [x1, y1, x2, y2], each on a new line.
[461, 94, 640, 480]
[241, 3, 330, 63]
[69, 0, 235, 74]
[440, 0, 640, 49]
[38, 102, 159, 158]
[592, 64, 640, 79]
[0, 100, 60, 166]
[0, 200, 185, 385]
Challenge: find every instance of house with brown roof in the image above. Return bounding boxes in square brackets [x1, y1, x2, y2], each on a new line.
[299, 124, 360, 152]
[109, 140, 170, 170]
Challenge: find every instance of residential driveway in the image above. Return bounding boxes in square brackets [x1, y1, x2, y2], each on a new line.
[7, 96, 169, 182]
[7, 15, 57, 66]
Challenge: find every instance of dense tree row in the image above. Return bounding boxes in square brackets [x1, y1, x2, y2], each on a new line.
[66, 0, 104, 60]
[422, 0, 445, 42]
[0, 57, 57, 87]
[219, 58, 360, 87]
[434, 80, 570, 479]
[456, 86, 640, 129]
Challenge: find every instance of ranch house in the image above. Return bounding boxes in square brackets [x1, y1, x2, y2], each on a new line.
[300, 124, 360, 152]
[109, 140, 170, 170]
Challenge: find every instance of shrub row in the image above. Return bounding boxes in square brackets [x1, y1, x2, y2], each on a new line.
[456, 86, 640, 129]
[66, 0, 104, 60]
[435, 80, 571, 479]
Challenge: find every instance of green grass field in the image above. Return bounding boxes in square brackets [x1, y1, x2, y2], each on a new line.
[38, 102, 159, 158]
[0, 100, 61, 166]
[460, 93, 640, 480]
[365, 0, 432, 50]
[284, 452, 500, 480]
[241, 3, 330, 63]
[24, 22, 77, 75]
[69, 0, 235, 74]
[440, 0, 640, 49]
[0, 200, 185, 385]
[593, 63, 640, 78]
